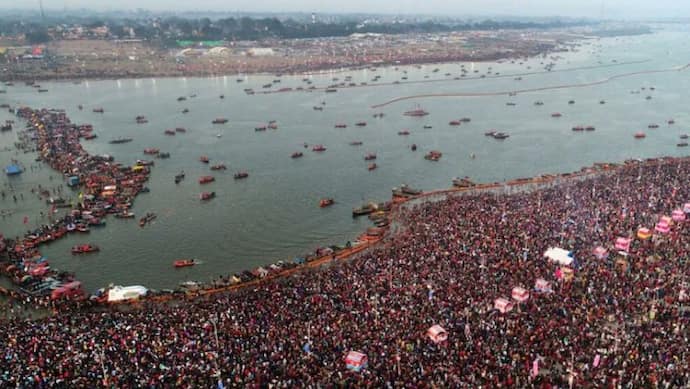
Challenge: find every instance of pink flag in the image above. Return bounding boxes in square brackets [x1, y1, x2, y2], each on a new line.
[593, 354, 601, 368]
[531, 358, 539, 378]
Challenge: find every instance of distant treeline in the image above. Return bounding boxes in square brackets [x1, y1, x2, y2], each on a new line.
[0, 15, 594, 45]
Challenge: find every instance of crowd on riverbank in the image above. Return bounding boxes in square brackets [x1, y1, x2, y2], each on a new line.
[0, 154, 688, 386]
[0, 107, 152, 306]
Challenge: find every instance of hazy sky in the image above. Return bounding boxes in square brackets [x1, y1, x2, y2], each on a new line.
[2, 0, 689, 19]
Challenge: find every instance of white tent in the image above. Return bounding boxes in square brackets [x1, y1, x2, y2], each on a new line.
[543, 247, 573, 266]
[427, 325, 448, 343]
[107, 285, 148, 302]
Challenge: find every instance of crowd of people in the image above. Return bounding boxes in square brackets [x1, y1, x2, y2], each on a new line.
[0, 107, 152, 305]
[1, 153, 688, 387]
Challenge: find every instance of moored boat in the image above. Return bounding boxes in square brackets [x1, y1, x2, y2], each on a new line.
[572, 126, 584, 132]
[349, 141, 363, 146]
[449, 120, 461, 126]
[143, 148, 159, 155]
[335, 124, 347, 128]
[551, 113, 562, 118]
[312, 144, 327, 152]
[163, 129, 175, 136]
[677, 142, 688, 147]
[585, 126, 596, 131]
[452, 176, 476, 188]
[493, 132, 510, 140]
[398, 130, 410, 136]
[200, 155, 210, 163]
[648, 124, 659, 129]
[368, 163, 378, 171]
[392, 184, 422, 198]
[210, 164, 227, 171]
[291, 151, 304, 158]
[355, 121, 367, 127]
[364, 153, 377, 161]
[634, 132, 646, 139]
[212, 118, 228, 124]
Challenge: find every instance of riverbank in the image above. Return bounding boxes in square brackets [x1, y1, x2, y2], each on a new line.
[0, 28, 581, 82]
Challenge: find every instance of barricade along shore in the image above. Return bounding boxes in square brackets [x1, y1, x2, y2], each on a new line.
[0, 104, 686, 313]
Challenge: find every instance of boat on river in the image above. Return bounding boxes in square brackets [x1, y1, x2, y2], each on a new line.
[234, 172, 249, 179]
[200, 192, 216, 201]
[199, 176, 215, 184]
[403, 105, 429, 117]
[109, 138, 133, 144]
[212, 118, 228, 124]
[71, 244, 99, 254]
[424, 150, 442, 161]
[319, 198, 335, 207]
[174, 259, 197, 268]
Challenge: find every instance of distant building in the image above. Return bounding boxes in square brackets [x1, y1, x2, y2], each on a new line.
[246, 48, 275, 56]
[207, 46, 231, 56]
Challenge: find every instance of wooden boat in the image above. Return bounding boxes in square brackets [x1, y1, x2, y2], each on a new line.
[233, 172, 249, 179]
[199, 176, 215, 184]
[109, 138, 133, 144]
[200, 156, 210, 163]
[312, 145, 327, 152]
[212, 118, 228, 124]
[164, 129, 175, 136]
[115, 211, 135, 219]
[398, 130, 410, 136]
[319, 198, 335, 207]
[139, 212, 156, 227]
[364, 153, 377, 161]
[424, 150, 442, 161]
[291, 152, 304, 158]
[72, 244, 99, 254]
[210, 164, 227, 171]
[200, 192, 216, 200]
[634, 132, 646, 139]
[368, 163, 378, 171]
[174, 259, 197, 268]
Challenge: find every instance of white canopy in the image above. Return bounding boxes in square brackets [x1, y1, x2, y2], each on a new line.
[107, 285, 148, 302]
[543, 247, 573, 266]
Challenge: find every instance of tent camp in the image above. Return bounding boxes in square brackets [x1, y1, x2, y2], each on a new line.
[345, 351, 368, 372]
[543, 247, 573, 266]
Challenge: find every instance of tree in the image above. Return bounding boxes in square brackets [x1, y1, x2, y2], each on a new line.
[26, 29, 50, 44]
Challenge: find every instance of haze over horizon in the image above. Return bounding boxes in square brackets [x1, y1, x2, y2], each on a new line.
[0, 0, 688, 20]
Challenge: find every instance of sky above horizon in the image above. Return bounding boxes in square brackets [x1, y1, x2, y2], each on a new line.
[1, 0, 689, 19]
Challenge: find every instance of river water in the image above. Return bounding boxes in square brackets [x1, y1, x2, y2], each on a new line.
[1, 29, 689, 292]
